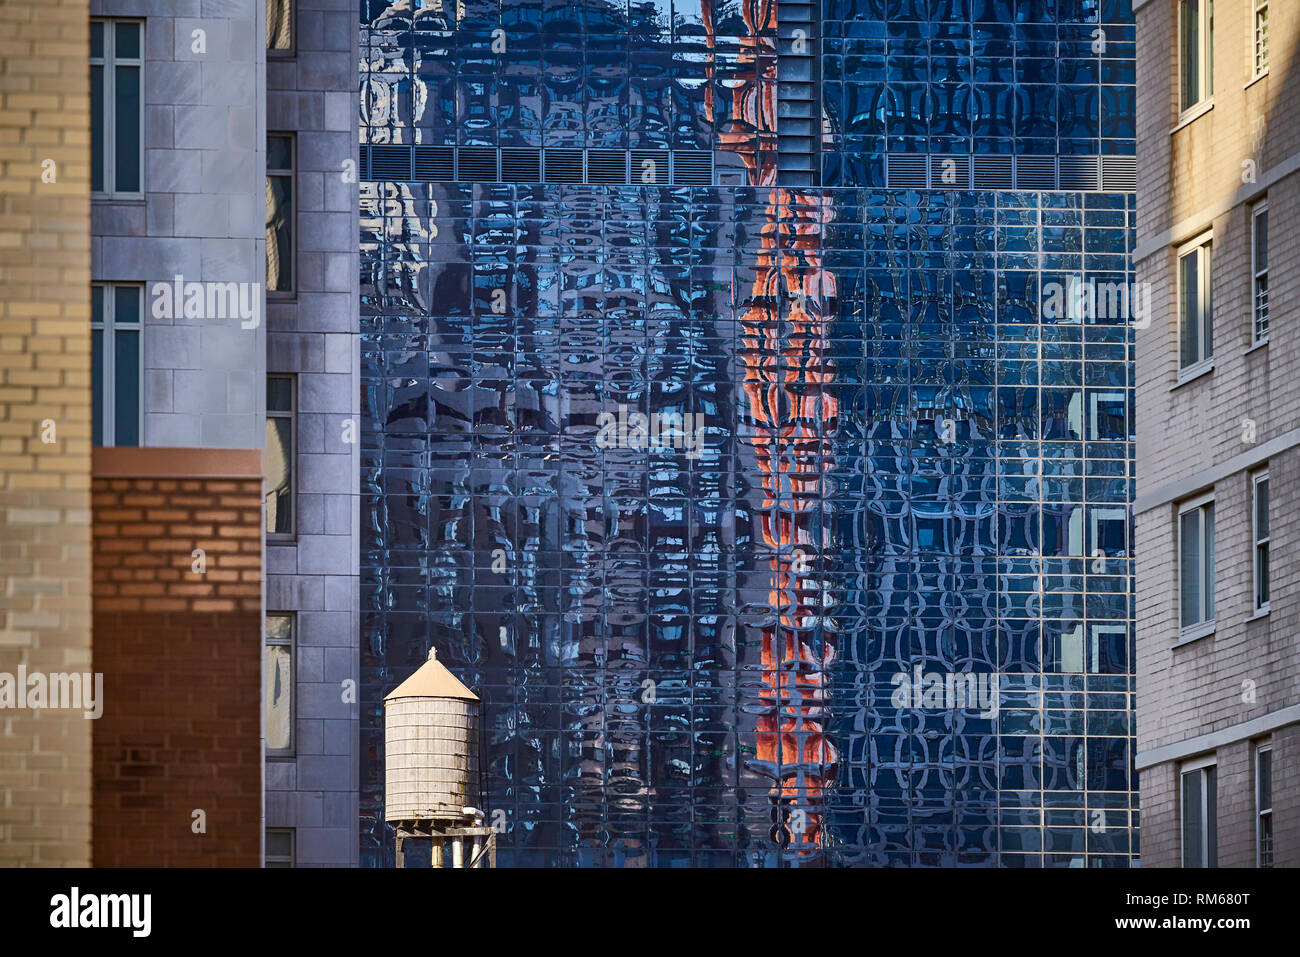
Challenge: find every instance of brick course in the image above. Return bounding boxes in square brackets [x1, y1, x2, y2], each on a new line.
[91, 472, 261, 866]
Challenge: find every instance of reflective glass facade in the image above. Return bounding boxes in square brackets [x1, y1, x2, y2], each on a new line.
[360, 0, 1138, 866]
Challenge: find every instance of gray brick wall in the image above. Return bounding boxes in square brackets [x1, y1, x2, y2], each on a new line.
[1134, 0, 1300, 868]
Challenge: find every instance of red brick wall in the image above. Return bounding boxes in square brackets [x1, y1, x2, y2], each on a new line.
[91, 453, 262, 867]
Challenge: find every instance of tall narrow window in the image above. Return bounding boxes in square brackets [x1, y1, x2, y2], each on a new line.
[266, 375, 295, 537]
[1254, 0, 1269, 77]
[1179, 0, 1213, 113]
[1179, 235, 1213, 372]
[1256, 743, 1273, 867]
[1252, 471, 1269, 612]
[264, 613, 294, 755]
[91, 284, 143, 447]
[1252, 203, 1269, 344]
[1181, 759, 1217, 867]
[267, 0, 294, 54]
[90, 20, 143, 196]
[266, 134, 295, 293]
[1178, 495, 1215, 635]
[266, 828, 295, 867]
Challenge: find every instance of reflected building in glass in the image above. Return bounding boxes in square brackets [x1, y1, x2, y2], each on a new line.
[360, 0, 1138, 866]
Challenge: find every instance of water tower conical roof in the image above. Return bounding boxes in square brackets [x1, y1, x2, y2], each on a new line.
[384, 647, 478, 702]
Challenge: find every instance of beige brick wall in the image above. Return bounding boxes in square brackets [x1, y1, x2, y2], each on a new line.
[1135, 0, 1300, 867]
[0, 0, 93, 865]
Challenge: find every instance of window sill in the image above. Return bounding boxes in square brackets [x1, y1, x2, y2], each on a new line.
[1171, 361, 1214, 390]
[91, 194, 145, 205]
[1172, 100, 1214, 133]
[1174, 623, 1215, 647]
[1244, 72, 1269, 92]
[1244, 607, 1270, 623]
[1244, 339, 1269, 356]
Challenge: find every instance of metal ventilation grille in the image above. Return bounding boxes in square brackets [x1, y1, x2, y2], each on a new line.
[672, 151, 712, 185]
[1102, 155, 1137, 191]
[1015, 156, 1056, 190]
[586, 149, 626, 184]
[886, 154, 928, 188]
[972, 154, 1013, 189]
[929, 154, 970, 188]
[543, 149, 584, 183]
[500, 148, 541, 183]
[369, 144, 412, 181]
[1058, 155, 1100, 191]
[457, 147, 496, 182]
[413, 146, 454, 181]
[630, 149, 669, 185]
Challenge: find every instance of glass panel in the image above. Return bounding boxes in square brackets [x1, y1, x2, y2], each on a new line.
[114, 65, 141, 193]
[266, 613, 293, 641]
[1180, 509, 1201, 627]
[266, 416, 293, 535]
[266, 829, 293, 857]
[1258, 750, 1271, 809]
[1255, 210, 1268, 271]
[1205, 766, 1217, 867]
[114, 285, 140, 325]
[90, 21, 104, 59]
[113, 329, 140, 447]
[267, 376, 293, 413]
[1202, 245, 1213, 359]
[92, 329, 103, 447]
[267, 134, 293, 171]
[267, 0, 293, 51]
[1182, 770, 1203, 866]
[1203, 505, 1215, 620]
[91, 65, 104, 192]
[266, 174, 293, 291]
[1181, 0, 1200, 108]
[115, 21, 140, 60]
[1255, 478, 1269, 539]
[264, 645, 292, 751]
[1180, 250, 1199, 367]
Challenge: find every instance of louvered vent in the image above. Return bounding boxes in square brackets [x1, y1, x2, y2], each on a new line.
[500, 148, 541, 183]
[1102, 155, 1137, 191]
[1058, 155, 1100, 191]
[929, 154, 970, 189]
[972, 154, 1013, 189]
[672, 151, 712, 186]
[457, 147, 496, 182]
[369, 144, 412, 181]
[886, 154, 928, 188]
[543, 148, 584, 183]
[1015, 156, 1056, 190]
[630, 149, 670, 185]
[586, 149, 627, 184]
[359, 145, 370, 180]
[413, 146, 454, 181]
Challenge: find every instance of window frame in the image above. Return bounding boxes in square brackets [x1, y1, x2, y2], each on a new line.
[1251, 202, 1269, 346]
[266, 373, 296, 541]
[1177, 492, 1216, 639]
[1178, 0, 1214, 115]
[266, 0, 296, 58]
[1255, 741, 1273, 868]
[266, 132, 296, 297]
[90, 18, 144, 199]
[1177, 232, 1214, 377]
[90, 282, 145, 447]
[264, 611, 295, 758]
[1252, 0, 1269, 79]
[1180, 755, 1218, 868]
[1252, 470, 1269, 614]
